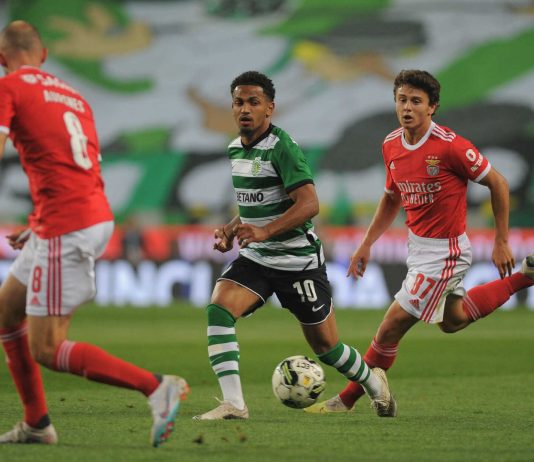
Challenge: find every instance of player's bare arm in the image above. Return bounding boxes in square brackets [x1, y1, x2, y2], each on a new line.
[213, 215, 241, 253]
[479, 167, 514, 278]
[234, 183, 319, 248]
[347, 191, 402, 279]
[0, 132, 7, 161]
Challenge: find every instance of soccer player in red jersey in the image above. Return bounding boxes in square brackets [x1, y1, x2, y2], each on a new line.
[306, 69, 534, 415]
[0, 21, 188, 446]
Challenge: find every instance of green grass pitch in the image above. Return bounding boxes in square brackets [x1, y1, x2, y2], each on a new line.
[1, 304, 533, 462]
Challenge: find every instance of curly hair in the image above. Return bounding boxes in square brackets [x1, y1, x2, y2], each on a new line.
[230, 71, 275, 101]
[393, 70, 440, 109]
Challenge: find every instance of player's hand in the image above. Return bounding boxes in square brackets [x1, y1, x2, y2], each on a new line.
[213, 227, 234, 253]
[346, 244, 371, 279]
[492, 240, 515, 278]
[6, 228, 31, 250]
[234, 223, 269, 248]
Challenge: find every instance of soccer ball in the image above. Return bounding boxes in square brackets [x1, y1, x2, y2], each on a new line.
[272, 355, 326, 409]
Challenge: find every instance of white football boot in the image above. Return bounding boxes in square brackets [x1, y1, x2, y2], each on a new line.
[193, 400, 249, 420]
[148, 375, 189, 447]
[0, 422, 58, 444]
[370, 367, 397, 417]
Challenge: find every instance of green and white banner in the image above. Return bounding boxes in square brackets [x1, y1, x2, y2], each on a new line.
[1, 0, 533, 225]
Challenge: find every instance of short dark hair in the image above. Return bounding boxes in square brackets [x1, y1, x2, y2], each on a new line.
[393, 69, 440, 109]
[230, 71, 275, 101]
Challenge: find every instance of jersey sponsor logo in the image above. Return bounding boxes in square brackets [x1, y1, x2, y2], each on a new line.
[465, 149, 477, 162]
[311, 303, 325, 312]
[466, 149, 484, 172]
[236, 191, 264, 203]
[397, 180, 441, 206]
[425, 157, 440, 176]
[409, 299, 420, 309]
[30, 295, 40, 306]
[396, 180, 441, 194]
[251, 156, 262, 176]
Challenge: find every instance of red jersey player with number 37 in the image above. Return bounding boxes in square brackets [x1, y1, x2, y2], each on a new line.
[0, 21, 188, 446]
[306, 69, 534, 415]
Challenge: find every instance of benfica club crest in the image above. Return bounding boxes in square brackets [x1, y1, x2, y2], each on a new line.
[425, 158, 440, 176]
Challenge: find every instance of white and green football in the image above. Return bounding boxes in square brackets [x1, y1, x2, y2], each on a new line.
[272, 355, 326, 409]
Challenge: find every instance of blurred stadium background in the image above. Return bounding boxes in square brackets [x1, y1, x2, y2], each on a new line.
[0, 0, 533, 309]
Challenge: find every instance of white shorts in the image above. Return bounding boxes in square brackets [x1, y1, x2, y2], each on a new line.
[10, 221, 114, 317]
[395, 230, 472, 324]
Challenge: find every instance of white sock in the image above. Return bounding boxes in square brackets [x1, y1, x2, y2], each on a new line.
[219, 374, 245, 410]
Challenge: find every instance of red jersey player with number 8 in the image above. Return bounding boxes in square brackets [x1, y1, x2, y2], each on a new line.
[306, 69, 534, 415]
[0, 21, 188, 446]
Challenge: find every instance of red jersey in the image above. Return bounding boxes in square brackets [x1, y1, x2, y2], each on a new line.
[382, 121, 490, 239]
[0, 67, 113, 238]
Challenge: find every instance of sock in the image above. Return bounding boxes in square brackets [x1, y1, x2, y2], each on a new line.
[0, 322, 49, 428]
[54, 340, 159, 397]
[318, 342, 384, 399]
[462, 273, 534, 321]
[338, 338, 399, 407]
[206, 303, 244, 410]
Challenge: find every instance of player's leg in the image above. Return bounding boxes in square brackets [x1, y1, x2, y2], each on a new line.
[193, 257, 267, 420]
[26, 223, 188, 446]
[27, 313, 163, 393]
[0, 274, 56, 444]
[300, 308, 396, 417]
[193, 282, 261, 420]
[276, 265, 396, 416]
[306, 300, 417, 414]
[0, 235, 56, 445]
[440, 255, 534, 333]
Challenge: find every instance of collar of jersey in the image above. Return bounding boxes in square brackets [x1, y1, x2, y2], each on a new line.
[241, 124, 274, 150]
[401, 121, 435, 151]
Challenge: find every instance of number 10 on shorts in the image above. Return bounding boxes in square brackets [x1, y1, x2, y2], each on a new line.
[293, 280, 318, 303]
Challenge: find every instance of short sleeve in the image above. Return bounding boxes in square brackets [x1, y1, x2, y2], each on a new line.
[0, 80, 16, 134]
[383, 146, 399, 194]
[449, 136, 491, 183]
[271, 136, 314, 192]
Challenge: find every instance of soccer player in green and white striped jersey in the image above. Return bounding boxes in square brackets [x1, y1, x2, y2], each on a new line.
[193, 71, 396, 420]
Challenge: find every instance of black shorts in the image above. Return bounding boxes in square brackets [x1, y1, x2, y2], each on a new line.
[218, 256, 333, 325]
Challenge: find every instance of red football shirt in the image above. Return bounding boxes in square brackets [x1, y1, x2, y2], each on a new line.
[0, 67, 113, 238]
[382, 121, 491, 239]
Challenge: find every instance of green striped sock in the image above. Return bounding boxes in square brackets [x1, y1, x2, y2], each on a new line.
[318, 342, 371, 384]
[207, 304, 239, 378]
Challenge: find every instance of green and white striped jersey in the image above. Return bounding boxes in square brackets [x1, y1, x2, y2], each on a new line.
[228, 125, 324, 271]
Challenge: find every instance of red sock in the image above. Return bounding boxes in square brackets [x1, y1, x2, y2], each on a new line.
[54, 340, 159, 396]
[339, 338, 399, 407]
[0, 322, 49, 427]
[462, 273, 533, 321]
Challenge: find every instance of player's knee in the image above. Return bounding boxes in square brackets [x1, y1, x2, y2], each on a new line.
[0, 294, 26, 328]
[29, 341, 58, 369]
[438, 321, 463, 334]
